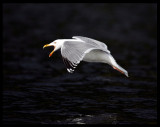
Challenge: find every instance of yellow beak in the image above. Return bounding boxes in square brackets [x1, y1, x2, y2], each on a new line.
[43, 44, 51, 49]
[43, 44, 55, 57]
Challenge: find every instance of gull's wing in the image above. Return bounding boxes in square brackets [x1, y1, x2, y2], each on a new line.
[72, 36, 110, 54]
[61, 41, 107, 73]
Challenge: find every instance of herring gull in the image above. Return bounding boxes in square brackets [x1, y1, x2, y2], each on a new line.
[43, 36, 128, 77]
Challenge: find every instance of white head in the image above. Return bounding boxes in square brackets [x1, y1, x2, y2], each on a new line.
[43, 39, 64, 57]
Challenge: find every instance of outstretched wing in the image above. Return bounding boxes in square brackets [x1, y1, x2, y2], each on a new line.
[72, 36, 110, 54]
[61, 40, 103, 73]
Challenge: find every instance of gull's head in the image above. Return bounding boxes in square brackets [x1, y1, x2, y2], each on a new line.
[43, 39, 64, 57]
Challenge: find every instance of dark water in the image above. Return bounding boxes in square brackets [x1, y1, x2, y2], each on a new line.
[3, 3, 157, 124]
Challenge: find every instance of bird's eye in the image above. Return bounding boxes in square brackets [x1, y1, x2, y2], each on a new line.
[54, 42, 56, 44]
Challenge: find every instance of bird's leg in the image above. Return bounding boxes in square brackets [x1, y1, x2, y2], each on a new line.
[112, 66, 125, 75]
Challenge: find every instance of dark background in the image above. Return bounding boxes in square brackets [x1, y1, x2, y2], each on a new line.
[3, 3, 157, 124]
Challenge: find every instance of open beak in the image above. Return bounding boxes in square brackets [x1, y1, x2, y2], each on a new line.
[43, 44, 55, 57]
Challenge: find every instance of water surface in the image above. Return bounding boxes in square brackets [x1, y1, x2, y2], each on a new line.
[3, 3, 157, 124]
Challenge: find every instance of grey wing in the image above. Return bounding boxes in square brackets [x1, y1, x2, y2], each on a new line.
[72, 36, 111, 53]
[61, 41, 99, 73]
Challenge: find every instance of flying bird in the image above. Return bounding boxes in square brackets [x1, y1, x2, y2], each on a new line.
[43, 36, 128, 77]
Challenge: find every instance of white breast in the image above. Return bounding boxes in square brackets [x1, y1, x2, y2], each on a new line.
[83, 49, 111, 64]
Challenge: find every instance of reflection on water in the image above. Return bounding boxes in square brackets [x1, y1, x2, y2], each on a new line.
[3, 3, 157, 124]
[54, 113, 118, 124]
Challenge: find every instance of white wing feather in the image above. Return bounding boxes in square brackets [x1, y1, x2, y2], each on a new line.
[72, 36, 110, 53]
[61, 41, 95, 73]
[61, 36, 111, 73]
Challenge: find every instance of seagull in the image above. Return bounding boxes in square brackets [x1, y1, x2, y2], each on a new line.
[43, 36, 128, 77]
